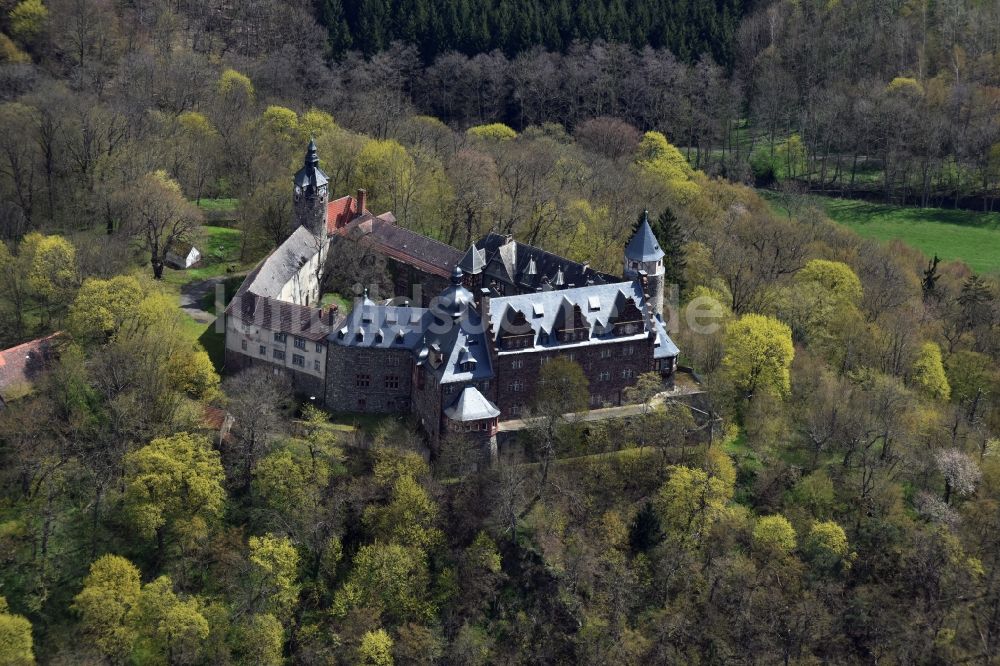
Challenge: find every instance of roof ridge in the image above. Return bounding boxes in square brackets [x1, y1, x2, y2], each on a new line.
[375, 218, 460, 251]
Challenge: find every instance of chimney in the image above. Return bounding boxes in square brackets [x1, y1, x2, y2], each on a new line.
[356, 188, 367, 214]
[479, 288, 491, 321]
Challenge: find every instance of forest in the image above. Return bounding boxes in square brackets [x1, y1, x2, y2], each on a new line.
[0, 0, 999, 664]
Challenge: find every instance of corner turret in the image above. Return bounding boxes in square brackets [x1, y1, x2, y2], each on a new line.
[624, 210, 665, 318]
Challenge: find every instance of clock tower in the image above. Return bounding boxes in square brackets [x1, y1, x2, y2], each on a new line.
[292, 139, 329, 238]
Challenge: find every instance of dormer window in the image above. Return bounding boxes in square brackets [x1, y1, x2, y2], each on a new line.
[354, 329, 364, 342]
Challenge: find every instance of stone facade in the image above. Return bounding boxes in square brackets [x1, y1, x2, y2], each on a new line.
[388, 259, 451, 307]
[491, 337, 656, 418]
[325, 345, 413, 413]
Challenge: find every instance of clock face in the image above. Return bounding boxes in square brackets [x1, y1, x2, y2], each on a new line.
[294, 185, 302, 201]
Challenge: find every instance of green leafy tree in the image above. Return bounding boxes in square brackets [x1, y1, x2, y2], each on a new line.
[25, 233, 77, 324]
[358, 628, 394, 665]
[122, 433, 226, 555]
[722, 313, 795, 399]
[132, 576, 209, 664]
[67, 275, 144, 342]
[364, 475, 443, 551]
[73, 554, 142, 662]
[634, 131, 700, 204]
[804, 520, 850, 570]
[752, 514, 797, 557]
[246, 534, 301, 620]
[911, 342, 951, 400]
[654, 454, 735, 546]
[334, 542, 433, 624]
[467, 123, 517, 141]
[9, 0, 48, 44]
[235, 613, 283, 665]
[0, 596, 34, 666]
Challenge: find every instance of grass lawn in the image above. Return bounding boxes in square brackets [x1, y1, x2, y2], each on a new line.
[161, 226, 257, 287]
[763, 192, 1000, 274]
[320, 292, 351, 311]
[324, 411, 398, 434]
[197, 198, 238, 213]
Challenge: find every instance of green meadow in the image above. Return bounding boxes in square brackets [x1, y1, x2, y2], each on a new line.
[765, 193, 1000, 274]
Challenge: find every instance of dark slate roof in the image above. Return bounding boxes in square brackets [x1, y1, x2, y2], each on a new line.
[444, 386, 500, 421]
[229, 293, 339, 341]
[652, 315, 680, 358]
[475, 233, 617, 292]
[293, 140, 329, 190]
[458, 244, 487, 274]
[331, 301, 431, 351]
[625, 213, 664, 262]
[243, 225, 322, 299]
[422, 307, 494, 384]
[436, 266, 476, 319]
[0, 333, 60, 400]
[488, 281, 652, 354]
[349, 216, 463, 278]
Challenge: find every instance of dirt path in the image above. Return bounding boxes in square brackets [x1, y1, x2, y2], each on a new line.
[179, 274, 244, 325]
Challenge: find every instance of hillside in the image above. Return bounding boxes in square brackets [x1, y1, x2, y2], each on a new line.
[0, 0, 999, 664]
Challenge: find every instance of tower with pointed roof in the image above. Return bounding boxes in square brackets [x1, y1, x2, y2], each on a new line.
[293, 139, 329, 238]
[624, 211, 666, 318]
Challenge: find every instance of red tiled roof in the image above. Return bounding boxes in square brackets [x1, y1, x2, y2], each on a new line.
[327, 195, 370, 234]
[0, 333, 60, 400]
[202, 405, 229, 431]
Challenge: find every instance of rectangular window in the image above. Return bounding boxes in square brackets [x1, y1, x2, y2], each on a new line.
[273, 349, 285, 361]
[600, 348, 612, 359]
[292, 354, 305, 367]
[510, 381, 524, 393]
[294, 337, 307, 350]
[511, 404, 522, 416]
[259, 345, 266, 356]
[623, 345, 634, 356]
[622, 368, 635, 379]
[274, 332, 287, 343]
[314, 359, 321, 371]
[599, 371, 610, 382]
[384, 375, 400, 389]
[511, 358, 523, 370]
[356, 374, 370, 388]
[241, 339, 247, 351]
[315, 342, 323, 353]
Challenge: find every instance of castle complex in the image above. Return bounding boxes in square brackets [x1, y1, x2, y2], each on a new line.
[224, 142, 679, 452]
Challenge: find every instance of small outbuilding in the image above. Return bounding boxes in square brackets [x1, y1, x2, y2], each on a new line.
[165, 242, 202, 269]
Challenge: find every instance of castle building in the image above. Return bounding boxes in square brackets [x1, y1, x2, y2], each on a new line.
[224, 142, 680, 451]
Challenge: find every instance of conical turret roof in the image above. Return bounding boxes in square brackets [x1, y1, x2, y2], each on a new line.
[625, 211, 664, 262]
